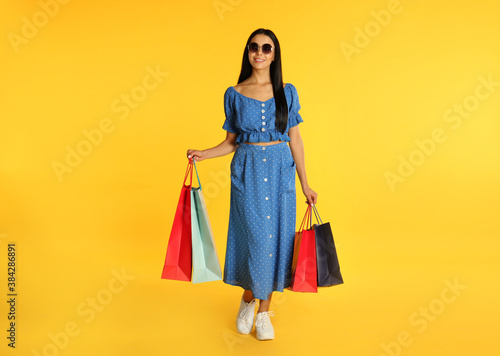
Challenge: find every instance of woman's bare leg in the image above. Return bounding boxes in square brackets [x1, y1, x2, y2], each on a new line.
[242, 289, 254, 303]
[258, 292, 273, 312]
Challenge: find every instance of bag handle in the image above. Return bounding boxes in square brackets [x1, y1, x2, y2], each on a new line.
[299, 204, 312, 231]
[192, 159, 202, 189]
[183, 159, 194, 187]
[311, 204, 323, 225]
[309, 204, 312, 228]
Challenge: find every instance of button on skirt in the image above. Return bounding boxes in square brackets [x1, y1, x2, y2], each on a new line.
[223, 142, 296, 300]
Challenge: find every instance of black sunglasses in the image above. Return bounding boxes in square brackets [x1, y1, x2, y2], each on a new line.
[247, 42, 274, 55]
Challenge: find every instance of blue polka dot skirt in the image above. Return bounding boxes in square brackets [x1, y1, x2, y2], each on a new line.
[223, 142, 296, 300]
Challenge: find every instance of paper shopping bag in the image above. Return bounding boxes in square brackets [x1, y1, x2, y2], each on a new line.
[291, 203, 310, 276]
[290, 205, 318, 293]
[190, 161, 222, 283]
[161, 160, 193, 281]
[312, 205, 343, 287]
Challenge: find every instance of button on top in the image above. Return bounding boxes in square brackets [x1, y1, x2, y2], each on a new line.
[262, 147, 266, 150]
[261, 103, 265, 107]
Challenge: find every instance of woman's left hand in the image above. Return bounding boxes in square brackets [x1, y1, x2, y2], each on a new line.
[302, 185, 318, 205]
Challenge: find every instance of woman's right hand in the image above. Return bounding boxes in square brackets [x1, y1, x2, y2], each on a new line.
[186, 132, 237, 162]
[187, 149, 207, 162]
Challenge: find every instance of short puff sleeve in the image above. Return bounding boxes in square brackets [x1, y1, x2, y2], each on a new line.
[222, 87, 238, 133]
[288, 83, 304, 128]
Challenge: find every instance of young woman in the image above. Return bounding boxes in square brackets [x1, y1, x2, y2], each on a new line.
[187, 28, 317, 341]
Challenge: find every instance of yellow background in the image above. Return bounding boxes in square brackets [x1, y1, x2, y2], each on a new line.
[1, 0, 499, 355]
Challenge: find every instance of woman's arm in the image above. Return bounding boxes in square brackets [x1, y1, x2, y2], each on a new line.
[288, 125, 318, 205]
[187, 132, 238, 162]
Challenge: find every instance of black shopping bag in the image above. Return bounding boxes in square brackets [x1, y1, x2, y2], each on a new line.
[312, 205, 343, 287]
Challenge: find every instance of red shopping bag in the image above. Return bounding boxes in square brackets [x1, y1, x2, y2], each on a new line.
[291, 204, 310, 276]
[290, 205, 318, 293]
[161, 160, 194, 281]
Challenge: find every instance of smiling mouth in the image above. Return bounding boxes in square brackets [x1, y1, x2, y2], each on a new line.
[254, 58, 265, 62]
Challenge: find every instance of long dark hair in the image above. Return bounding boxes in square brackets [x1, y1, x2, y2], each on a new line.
[237, 28, 288, 133]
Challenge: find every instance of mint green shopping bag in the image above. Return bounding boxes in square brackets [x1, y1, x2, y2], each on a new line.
[190, 160, 222, 283]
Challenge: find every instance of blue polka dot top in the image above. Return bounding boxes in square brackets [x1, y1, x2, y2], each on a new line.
[222, 83, 304, 144]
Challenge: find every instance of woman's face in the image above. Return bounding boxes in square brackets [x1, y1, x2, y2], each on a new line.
[247, 34, 275, 70]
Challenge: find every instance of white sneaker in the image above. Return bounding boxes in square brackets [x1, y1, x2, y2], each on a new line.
[236, 297, 256, 334]
[255, 311, 275, 340]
